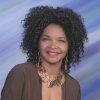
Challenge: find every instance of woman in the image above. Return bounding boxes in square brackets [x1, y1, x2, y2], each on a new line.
[1, 6, 87, 100]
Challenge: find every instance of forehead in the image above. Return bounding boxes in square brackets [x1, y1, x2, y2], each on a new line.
[42, 24, 66, 38]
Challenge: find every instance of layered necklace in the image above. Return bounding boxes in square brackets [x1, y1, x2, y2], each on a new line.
[37, 67, 64, 88]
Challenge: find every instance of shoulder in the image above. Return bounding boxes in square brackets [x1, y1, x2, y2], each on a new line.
[1, 62, 35, 99]
[65, 74, 80, 89]
[10, 62, 36, 73]
[8, 62, 36, 77]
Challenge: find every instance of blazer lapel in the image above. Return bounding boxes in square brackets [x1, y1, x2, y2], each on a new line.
[33, 65, 42, 100]
[62, 77, 70, 100]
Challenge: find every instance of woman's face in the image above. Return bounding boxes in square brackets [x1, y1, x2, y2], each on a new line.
[39, 24, 69, 65]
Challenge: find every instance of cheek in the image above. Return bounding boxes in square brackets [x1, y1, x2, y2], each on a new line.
[63, 45, 69, 53]
[39, 42, 47, 51]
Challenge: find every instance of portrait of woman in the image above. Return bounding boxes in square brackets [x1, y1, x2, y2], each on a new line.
[1, 6, 87, 100]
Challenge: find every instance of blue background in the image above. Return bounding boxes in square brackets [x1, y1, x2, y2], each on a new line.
[0, 0, 100, 99]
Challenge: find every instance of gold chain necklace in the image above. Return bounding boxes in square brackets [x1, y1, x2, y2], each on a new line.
[37, 67, 64, 88]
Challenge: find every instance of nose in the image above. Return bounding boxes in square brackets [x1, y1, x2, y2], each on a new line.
[49, 41, 58, 49]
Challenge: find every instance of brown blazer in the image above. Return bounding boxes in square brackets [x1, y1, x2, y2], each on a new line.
[1, 62, 81, 100]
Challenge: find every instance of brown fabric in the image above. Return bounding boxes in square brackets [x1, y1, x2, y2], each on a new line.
[1, 62, 81, 100]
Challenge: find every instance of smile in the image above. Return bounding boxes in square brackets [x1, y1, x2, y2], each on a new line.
[46, 51, 60, 57]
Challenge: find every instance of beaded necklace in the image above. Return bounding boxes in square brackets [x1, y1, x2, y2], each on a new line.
[37, 67, 64, 88]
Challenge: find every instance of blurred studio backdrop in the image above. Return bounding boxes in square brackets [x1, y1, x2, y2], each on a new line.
[0, 0, 100, 100]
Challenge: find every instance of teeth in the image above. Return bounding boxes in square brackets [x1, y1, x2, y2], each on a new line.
[48, 52, 58, 54]
[47, 52, 58, 55]
[49, 52, 57, 53]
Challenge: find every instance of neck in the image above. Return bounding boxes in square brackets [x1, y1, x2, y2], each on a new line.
[41, 62, 62, 77]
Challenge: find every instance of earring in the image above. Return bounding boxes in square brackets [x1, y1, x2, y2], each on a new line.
[65, 56, 68, 72]
[61, 56, 68, 74]
[37, 51, 42, 67]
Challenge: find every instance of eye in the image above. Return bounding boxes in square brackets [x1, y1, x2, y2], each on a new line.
[41, 38, 49, 41]
[59, 40, 66, 43]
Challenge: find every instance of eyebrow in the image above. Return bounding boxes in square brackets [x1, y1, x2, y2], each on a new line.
[42, 35, 66, 39]
[42, 35, 49, 37]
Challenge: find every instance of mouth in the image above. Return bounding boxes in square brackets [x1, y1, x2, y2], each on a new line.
[46, 51, 61, 57]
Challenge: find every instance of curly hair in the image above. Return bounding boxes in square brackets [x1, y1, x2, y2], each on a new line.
[20, 6, 88, 74]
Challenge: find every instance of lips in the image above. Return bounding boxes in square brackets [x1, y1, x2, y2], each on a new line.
[46, 51, 60, 57]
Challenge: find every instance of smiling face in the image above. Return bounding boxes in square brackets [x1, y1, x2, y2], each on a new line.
[39, 24, 69, 66]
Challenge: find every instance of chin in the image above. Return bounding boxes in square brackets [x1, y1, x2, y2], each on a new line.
[45, 59, 62, 64]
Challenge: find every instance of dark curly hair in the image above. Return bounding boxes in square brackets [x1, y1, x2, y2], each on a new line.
[20, 6, 88, 74]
